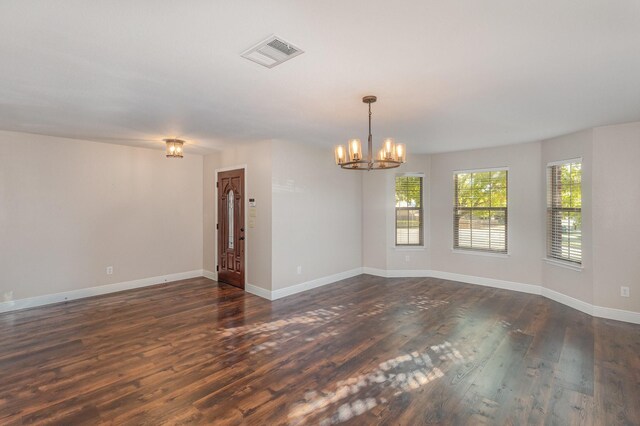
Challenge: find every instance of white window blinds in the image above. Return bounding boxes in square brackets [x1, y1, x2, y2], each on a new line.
[547, 160, 582, 264]
[454, 169, 508, 253]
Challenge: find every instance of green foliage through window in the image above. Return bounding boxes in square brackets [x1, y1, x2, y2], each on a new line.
[547, 161, 582, 264]
[396, 176, 423, 246]
[454, 170, 508, 253]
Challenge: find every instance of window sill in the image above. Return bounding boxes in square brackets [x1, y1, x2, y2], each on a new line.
[451, 249, 510, 258]
[543, 258, 583, 272]
[394, 246, 425, 251]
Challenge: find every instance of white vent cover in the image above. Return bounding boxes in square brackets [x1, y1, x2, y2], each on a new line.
[241, 35, 304, 68]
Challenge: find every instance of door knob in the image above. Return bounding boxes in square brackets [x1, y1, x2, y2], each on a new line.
[239, 237, 245, 240]
[240, 227, 245, 232]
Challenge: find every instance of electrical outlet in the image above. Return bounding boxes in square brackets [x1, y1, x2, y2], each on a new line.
[297, 266, 302, 275]
[621, 286, 630, 298]
[405, 255, 410, 262]
[106, 266, 113, 275]
[3, 291, 13, 302]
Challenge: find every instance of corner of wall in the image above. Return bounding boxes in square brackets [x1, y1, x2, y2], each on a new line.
[540, 129, 594, 306]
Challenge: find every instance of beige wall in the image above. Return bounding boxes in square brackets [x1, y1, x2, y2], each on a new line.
[0, 131, 203, 301]
[430, 142, 543, 286]
[367, 125, 639, 315]
[4, 123, 639, 316]
[540, 129, 594, 303]
[361, 163, 389, 270]
[361, 123, 638, 314]
[592, 122, 640, 311]
[362, 154, 432, 271]
[203, 140, 360, 292]
[271, 140, 362, 290]
[202, 141, 272, 291]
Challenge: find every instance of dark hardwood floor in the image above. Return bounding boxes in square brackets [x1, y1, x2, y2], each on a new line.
[1, 275, 639, 425]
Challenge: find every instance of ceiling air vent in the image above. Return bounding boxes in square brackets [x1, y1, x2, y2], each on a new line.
[241, 35, 304, 68]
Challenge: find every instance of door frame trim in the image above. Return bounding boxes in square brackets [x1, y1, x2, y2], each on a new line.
[214, 164, 248, 287]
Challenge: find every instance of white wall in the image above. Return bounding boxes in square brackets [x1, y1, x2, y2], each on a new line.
[271, 140, 361, 290]
[430, 142, 543, 287]
[592, 122, 640, 311]
[0, 131, 203, 301]
[202, 141, 272, 291]
[362, 154, 431, 271]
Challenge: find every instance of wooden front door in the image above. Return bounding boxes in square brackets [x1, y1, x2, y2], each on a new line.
[217, 169, 245, 289]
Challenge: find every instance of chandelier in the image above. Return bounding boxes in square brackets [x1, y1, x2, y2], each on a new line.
[334, 95, 406, 170]
[164, 138, 184, 158]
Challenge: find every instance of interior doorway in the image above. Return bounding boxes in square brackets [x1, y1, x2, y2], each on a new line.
[217, 168, 245, 289]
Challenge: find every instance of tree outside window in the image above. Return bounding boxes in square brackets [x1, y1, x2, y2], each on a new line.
[396, 176, 423, 246]
[454, 170, 508, 253]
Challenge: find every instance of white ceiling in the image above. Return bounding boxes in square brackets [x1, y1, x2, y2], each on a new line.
[1, 1, 640, 154]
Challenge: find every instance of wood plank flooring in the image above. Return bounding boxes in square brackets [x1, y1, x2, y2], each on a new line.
[1, 274, 639, 425]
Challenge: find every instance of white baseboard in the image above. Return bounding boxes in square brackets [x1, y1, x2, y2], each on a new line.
[362, 268, 639, 324]
[364, 268, 539, 295]
[270, 267, 364, 301]
[362, 267, 390, 277]
[211, 268, 364, 302]
[0, 269, 204, 313]
[430, 270, 541, 295]
[541, 287, 593, 316]
[200, 270, 271, 301]
[5, 267, 638, 325]
[362, 267, 540, 294]
[592, 305, 640, 324]
[539, 287, 640, 324]
[203, 270, 217, 281]
[201, 270, 271, 300]
[246, 283, 272, 300]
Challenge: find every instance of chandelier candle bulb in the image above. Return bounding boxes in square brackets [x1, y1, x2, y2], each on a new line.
[348, 139, 362, 161]
[396, 143, 406, 163]
[378, 149, 387, 167]
[384, 138, 396, 159]
[334, 145, 347, 165]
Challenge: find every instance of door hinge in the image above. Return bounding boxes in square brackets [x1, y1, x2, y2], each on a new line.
[216, 223, 219, 230]
[216, 265, 219, 272]
[216, 182, 219, 188]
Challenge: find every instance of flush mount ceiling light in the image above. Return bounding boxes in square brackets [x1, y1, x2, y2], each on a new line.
[334, 96, 407, 170]
[164, 138, 184, 158]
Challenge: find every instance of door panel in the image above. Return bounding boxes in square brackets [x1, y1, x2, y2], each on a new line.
[217, 169, 245, 289]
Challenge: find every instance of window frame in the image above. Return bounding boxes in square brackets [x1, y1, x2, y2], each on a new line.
[394, 173, 425, 247]
[452, 167, 509, 255]
[546, 158, 583, 266]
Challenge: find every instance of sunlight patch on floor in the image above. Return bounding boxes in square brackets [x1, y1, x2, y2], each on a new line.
[216, 305, 351, 355]
[214, 294, 456, 422]
[218, 306, 346, 339]
[288, 342, 467, 425]
[406, 295, 450, 313]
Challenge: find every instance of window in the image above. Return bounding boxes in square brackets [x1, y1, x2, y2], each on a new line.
[454, 169, 508, 253]
[547, 160, 582, 264]
[395, 175, 423, 246]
